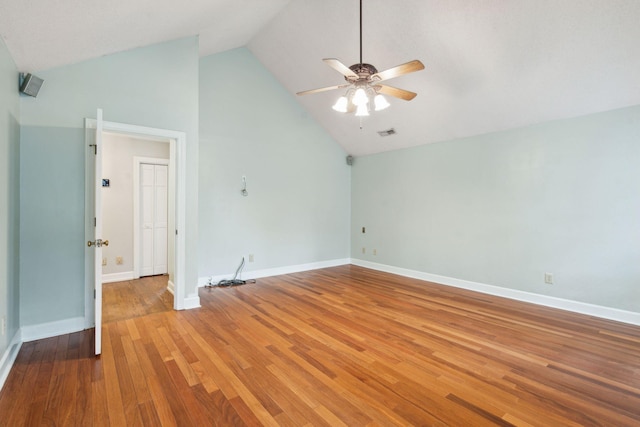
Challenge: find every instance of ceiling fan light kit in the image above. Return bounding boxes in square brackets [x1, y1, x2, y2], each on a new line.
[297, 0, 424, 118]
[332, 95, 349, 112]
[374, 94, 390, 110]
[332, 85, 389, 116]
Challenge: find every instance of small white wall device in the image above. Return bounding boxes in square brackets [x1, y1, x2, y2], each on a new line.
[241, 176, 248, 196]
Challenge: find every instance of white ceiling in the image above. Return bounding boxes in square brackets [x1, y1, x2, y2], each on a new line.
[0, 0, 291, 70]
[2, 0, 639, 156]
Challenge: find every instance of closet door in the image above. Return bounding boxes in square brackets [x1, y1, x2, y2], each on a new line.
[153, 165, 168, 275]
[141, 164, 168, 276]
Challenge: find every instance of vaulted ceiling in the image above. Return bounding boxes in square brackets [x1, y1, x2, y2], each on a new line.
[2, 0, 639, 156]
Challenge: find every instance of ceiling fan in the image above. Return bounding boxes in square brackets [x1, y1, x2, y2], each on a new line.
[296, 0, 425, 117]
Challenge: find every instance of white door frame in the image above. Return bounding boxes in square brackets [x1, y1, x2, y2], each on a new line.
[133, 157, 170, 281]
[85, 119, 188, 331]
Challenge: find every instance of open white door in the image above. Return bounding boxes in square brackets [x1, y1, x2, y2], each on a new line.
[90, 108, 105, 355]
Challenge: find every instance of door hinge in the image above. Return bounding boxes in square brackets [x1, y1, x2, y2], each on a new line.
[89, 144, 97, 155]
[94, 217, 96, 227]
[175, 229, 178, 235]
[94, 289, 96, 299]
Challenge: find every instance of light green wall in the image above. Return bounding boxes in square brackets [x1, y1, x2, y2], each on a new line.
[20, 127, 85, 322]
[9, 32, 639, 331]
[198, 48, 350, 277]
[19, 37, 199, 326]
[352, 105, 640, 312]
[0, 37, 20, 353]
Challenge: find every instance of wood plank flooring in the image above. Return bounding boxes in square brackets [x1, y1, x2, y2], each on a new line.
[102, 275, 174, 323]
[1, 265, 639, 426]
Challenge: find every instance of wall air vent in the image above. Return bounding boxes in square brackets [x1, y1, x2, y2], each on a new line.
[377, 128, 396, 137]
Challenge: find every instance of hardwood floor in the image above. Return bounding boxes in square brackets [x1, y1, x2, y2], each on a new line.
[102, 275, 174, 323]
[1, 265, 639, 426]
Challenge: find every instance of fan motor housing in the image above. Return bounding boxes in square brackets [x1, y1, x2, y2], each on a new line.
[347, 63, 378, 82]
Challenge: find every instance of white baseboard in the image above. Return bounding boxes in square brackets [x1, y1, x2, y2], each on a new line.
[0, 330, 22, 392]
[20, 317, 87, 343]
[351, 259, 640, 326]
[102, 271, 135, 283]
[183, 294, 201, 310]
[198, 258, 351, 287]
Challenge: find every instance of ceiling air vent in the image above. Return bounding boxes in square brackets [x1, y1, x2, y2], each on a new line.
[377, 128, 396, 137]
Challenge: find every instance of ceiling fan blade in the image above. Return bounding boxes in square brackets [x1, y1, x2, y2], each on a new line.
[376, 84, 417, 101]
[296, 83, 350, 96]
[323, 58, 359, 79]
[371, 60, 425, 82]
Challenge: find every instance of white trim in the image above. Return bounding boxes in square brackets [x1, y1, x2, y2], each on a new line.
[198, 258, 351, 287]
[94, 108, 104, 355]
[351, 259, 640, 326]
[20, 317, 86, 343]
[173, 129, 189, 310]
[183, 294, 201, 310]
[167, 280, 175, 295]
[84, 118, 196, 318]
[0, 330, 22, 392]
[102, 271, 136, 283]
[133, 156, 169, 279]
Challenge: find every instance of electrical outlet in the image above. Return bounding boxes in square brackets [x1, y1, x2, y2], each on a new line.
[373, 249, 377, 255]
[102, 258, 107, 266]
[1, 316, 6, 336]
[248, 254, 254, 262]
[362, 247, 366, 254]
[116, 256, 123, 265]
[544, 273, 553, 285]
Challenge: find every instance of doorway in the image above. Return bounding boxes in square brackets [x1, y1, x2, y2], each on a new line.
[85, 116, 189, 347]
[101, 134, 171, 283]
[100, 133, 173, 322]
